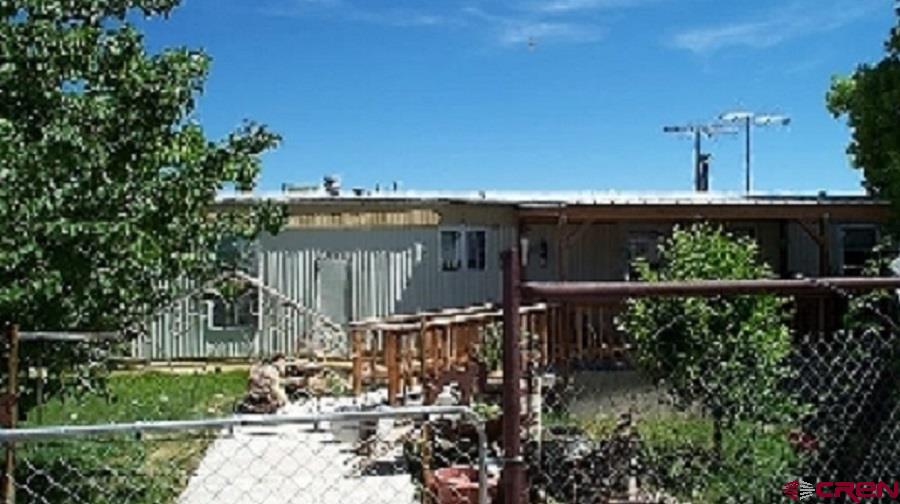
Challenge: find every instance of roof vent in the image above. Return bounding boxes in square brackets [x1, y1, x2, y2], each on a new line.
[323, 175, 341, 197]
[281, 182, 319, 194]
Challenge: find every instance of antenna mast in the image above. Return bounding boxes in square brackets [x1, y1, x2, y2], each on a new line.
[719, 111, 791, 194]
[663, 122, 736, 191]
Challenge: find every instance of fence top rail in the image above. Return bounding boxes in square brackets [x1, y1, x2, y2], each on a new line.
[522, 277, 900, 301]
[350, 303, 497, 328]
[0, 405, 477, 444]
[18, 331, 122, 343]
[353, 303, 551, 332]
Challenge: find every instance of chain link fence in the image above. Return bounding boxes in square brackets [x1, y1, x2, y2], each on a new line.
[1, 405, 491, 504]
[522, 286, 900, 503]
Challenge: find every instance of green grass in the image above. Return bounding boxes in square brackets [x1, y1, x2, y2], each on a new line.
[16, 370, 247, 504]
[549, 411, 798, 503]
[26, 370, 247, 425]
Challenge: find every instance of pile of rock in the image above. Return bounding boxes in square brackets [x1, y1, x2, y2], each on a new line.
[236, 356, 352, 414]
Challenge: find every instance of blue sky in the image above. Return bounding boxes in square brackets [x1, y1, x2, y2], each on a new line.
[141, 0, 896, 193]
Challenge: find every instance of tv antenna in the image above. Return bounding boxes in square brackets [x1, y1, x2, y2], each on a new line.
[719, 110, 791, 194]
[663, 122, 737, 191]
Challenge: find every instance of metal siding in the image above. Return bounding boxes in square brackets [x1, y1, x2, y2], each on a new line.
[787, 222, 820, 277]
[134, 225, 516, 360]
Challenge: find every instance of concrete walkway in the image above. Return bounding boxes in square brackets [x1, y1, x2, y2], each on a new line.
[179, 395, 418, 504]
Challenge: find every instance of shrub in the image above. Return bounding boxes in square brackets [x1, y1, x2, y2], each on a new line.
[617, 224, 798, 455]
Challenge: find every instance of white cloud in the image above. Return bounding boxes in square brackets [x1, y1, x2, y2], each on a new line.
[264, 0, 459, 28]
[463, 6, 605, 46]
[265, 1, 609, 48]
[498, 20, 606, 45]
[533, 0, 655, 14]
[346, 10, 455, 28]
[671, 0, 883, 53]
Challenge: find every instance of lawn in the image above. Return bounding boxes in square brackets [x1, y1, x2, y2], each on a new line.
[15, 370, 248, 504]
[543, 411, 798, 503]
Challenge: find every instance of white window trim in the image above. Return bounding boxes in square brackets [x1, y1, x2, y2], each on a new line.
[439, 226, 488, 272]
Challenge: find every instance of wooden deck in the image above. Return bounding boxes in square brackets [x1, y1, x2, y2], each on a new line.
[349, 303, 555, 405]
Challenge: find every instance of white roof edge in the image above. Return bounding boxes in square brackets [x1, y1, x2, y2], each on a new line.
[217, 189, 879, 206]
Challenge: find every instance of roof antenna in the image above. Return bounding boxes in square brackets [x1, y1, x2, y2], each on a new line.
[719, 110, 791, 194]
[663, 122, 737, 192]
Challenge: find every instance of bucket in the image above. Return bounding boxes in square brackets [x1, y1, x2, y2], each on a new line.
[434, 465, 496, 504]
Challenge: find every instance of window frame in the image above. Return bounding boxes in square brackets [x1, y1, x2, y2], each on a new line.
[465, 229, 487, 271]
[440, 228, 464, 272]
[840, 224, 879, 276]
[206, 288, 259, 330]
[439, 226, 488, 272]
[626, 231, 663, 280]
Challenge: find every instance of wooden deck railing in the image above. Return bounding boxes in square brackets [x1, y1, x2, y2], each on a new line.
[349, 303, 554, 405]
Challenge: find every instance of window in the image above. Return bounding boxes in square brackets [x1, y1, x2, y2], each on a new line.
[466, 230, 486, 270]
[538, 239, 549, 269]
[440, 228, 487, 271]
[729, 226, 757, 240]
[441, 230, 463, 271]
[626, 232, 662, 280]
[841, 226, 878, 276]
[207, 278, 259, 329]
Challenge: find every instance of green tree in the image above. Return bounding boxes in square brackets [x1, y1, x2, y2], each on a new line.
[0, 0, 283, 331]
[827, 4, 900, 225]
[617, 224, 796, 459]
[0, 0, 283, 410]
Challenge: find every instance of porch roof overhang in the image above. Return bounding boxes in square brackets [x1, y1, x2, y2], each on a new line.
[517, 200, 890, 224]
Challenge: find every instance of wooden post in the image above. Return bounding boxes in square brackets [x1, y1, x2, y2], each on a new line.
[351, 329, 363, 396]
[501, 249, 526, 504]
[539, 310, 549, 367]
[2, 324, 18, 504]
[385, 331, 400, 405]
[554, 306, 563, 366]
[460, 321, 468, 365]
[444, 325, 453, 371]
[527, 312, 536, 363]
[403, 331, 415, 392]
[369, 331, 380, 389]
[560, 303, 572, 373]
[421, 325, 432, 379]
[575, 307, 584, 361]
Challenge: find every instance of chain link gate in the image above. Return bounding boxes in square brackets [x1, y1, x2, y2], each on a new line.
[0, 406, 490, 504]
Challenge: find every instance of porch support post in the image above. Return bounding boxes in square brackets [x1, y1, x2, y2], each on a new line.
[502, 249, 526, 504]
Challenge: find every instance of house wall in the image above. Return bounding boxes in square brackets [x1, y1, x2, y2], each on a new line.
[133, 203, 518, 360]
[134, 200, 884, 361]
[524, 220, 798, 281]
[786, 220, 882, 277]
[524, 219, 884, 282]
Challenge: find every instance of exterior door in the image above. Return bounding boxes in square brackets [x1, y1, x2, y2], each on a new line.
[316, 258, 351, 326]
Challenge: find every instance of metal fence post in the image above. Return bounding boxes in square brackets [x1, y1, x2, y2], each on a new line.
[502, 249, 526, 504]
[2, 324, 18, 504]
